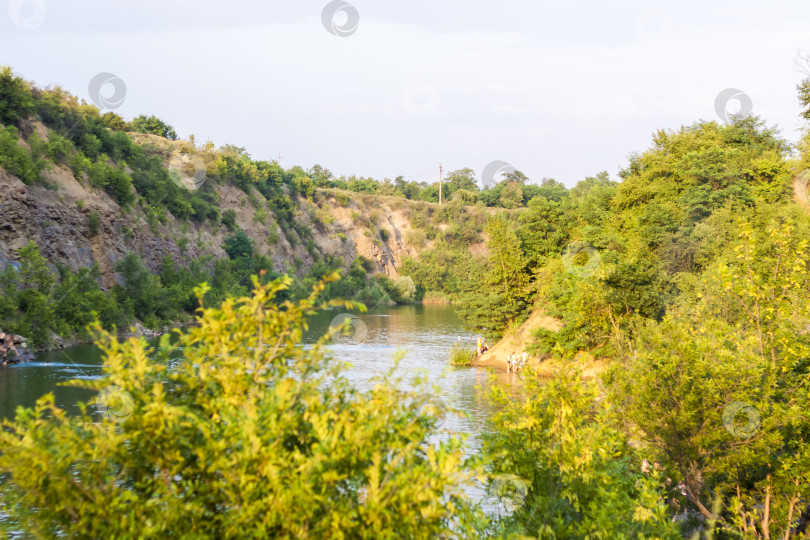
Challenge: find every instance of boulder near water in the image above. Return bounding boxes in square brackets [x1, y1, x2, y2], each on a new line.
[0, 331, 36, 365]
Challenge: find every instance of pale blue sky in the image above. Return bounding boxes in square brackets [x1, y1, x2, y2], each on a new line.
[2, 0, 810, 186]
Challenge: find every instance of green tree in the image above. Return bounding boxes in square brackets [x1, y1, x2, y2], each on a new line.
[221, 208, 237, 231]
[0, 67, 34, 125]
[0, 276, 483, 538]
[291, 175, 314, 200]
[18, 242, 55, 295]
[608, 219, 810, 538]
[0, 126, 45, 184]
[128, 114, 178, 140]
[457, 215, 531, 336]
[518, 196, 568, 263]
[223, 230, 254, 260]
[113, 253, 171, 326]
[484, 366, 681, 539]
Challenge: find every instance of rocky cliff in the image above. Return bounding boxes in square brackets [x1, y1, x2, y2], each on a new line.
[0, 128, 484, 290]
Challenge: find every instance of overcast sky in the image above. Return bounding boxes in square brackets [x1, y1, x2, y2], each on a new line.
[2, 0, 810, 186]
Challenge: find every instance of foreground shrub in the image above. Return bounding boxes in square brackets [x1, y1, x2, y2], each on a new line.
[0, 274, 482, 538]
[483, 366, 681, 539]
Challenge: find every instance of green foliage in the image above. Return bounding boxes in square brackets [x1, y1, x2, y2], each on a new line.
[86, 156, 135, 206]
[18, 242, 54, 295]
[393, 275, 416, 303]
[113, 253, 174, 326]
[221, 208, 237, 231]
[44, 131, 76, 164]
[0, 126, 44, 184]
[0, 277, 483, 538]
[0, 243, 124, 345]
[291, 174, 315, 200]
[448, 342, 474, 366]
[607, 217, 810, 538]
[52, 264, 122, 337]
[223, 230, 254, 260]
[400, 240, 479, 301]
[0, 67, 34, 125]
[483, 367, 681, 538]
[458, 119, 798, 357]
[799, 76, 810, 120]
[87, 211, 100, 236]
[456, 215, 532, 337]
[128, 114, 178, 140]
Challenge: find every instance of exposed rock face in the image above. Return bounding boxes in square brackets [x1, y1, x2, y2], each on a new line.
[0, 154, 484, 291]
[0, 127, 490, 312]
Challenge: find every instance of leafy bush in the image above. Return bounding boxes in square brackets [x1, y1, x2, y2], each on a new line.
[608, 219, 810, 538]
[0, 276, 482, 538]
[221, 208, 237, 231]
[0, 67, 34, 125]
[86, 157, 135, 206]
[0, 126, 44, 184]
[393, 275, 415, 302]
[44, 131, 76, 163]
[483, 367, 680, 538]
[128, 114, 178, 140]
[113, 253, 174, 324]
[405, 229, 427, 248]
[87, 211, 100, 236]
[448, 342, 474, 366]
[223, 230, 253, 259]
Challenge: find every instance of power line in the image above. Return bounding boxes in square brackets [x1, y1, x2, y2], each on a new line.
[439, 163, 443, 205]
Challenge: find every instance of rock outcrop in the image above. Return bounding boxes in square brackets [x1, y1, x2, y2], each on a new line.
[0, 129, 487, 292]
[0, 331, 35, 365]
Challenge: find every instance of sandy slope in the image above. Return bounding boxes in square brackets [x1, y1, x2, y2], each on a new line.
[471, 308, 562, 370]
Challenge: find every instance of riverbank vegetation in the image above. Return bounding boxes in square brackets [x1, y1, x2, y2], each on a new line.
[2, 63, 810, 537]
[450, 73, 810, 537]
[0, 240, 409, 347]
[0, 276, 684, 538]
[0, 277, 486, 537]
[448, 341, 474, 366]
[0, 67, 478, 347]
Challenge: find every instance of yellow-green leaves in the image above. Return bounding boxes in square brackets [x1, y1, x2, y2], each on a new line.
[0, 276, 482, 539]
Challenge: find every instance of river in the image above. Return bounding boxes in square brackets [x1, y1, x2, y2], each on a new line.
[0, 304, 523, 509]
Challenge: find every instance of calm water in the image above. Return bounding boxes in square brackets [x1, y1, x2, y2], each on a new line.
[0, 304, 523, 507]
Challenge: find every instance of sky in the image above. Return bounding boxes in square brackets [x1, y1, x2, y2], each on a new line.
[2, 0, 810, 187]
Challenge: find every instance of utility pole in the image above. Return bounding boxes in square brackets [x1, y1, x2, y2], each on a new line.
[439, 163, 443, 205]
